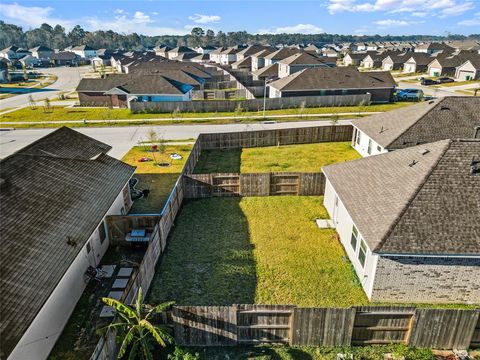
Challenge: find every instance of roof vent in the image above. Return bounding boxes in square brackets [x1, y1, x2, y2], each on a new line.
[428, 100, 435, 104]
[471, 156, 480, 176]
[419, 148, 430, 155]
[440, 106, 450, 111]
[474, 127, 480, 139]
[408, 160, 418, 167]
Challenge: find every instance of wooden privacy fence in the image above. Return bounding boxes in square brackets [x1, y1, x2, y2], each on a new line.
[168, 305, 480, 349]
[183, 172, 326, 198]
[197, 125, 354, 150]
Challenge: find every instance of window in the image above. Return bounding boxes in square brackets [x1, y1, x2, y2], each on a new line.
[358, 240, 367, 268]
[367, 139, 372, 155]
[356, 131, 361, 145]
[377, 145, 382, 152]
[98, 222, 106, 244]
[351, 225, 358, 250]
[86, 241, 91, 254]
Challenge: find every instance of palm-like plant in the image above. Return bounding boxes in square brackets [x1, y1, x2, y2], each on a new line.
[98, 288, 175, 360]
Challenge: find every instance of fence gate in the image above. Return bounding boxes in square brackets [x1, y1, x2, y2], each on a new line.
[270, 174, 300, 195]
[471, 315, 480, 348]
[212, 174, 240, 196]
[236, 305, 295, 344]
[351, 307, 415, 345]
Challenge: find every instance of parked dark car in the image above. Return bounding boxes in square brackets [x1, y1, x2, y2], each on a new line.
[421, 79, 439, 86]
[437, 77, 454, 84]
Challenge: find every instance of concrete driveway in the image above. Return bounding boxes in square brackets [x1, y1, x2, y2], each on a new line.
[0, 119, 353, 160]
[0, 66, 89, 110]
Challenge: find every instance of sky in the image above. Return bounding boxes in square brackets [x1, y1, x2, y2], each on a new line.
[0, 0, 479, 36]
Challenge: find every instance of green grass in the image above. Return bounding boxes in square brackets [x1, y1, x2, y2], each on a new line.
[169, 344, 435, 360]
[435, 80, 480, 87]
[0, 102, 412, 126]
[194, 142, 361, 173]
[148, 196, 368, 307]
[121, 145, 192, 214]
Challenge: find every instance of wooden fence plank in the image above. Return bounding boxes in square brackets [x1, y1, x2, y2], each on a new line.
[292, 308, 356, 346]
[409, 308, 480, 349]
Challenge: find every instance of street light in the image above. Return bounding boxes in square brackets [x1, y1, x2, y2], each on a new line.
[263, 76, 278, 119]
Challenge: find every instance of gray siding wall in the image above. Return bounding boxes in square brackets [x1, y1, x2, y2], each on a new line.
[371, 256, 480, 304]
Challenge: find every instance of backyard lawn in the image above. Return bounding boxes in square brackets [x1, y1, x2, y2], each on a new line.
[0, 102, 413, 128]
[194, 142, 361, 173]
[147, 196, 368, 307]
[121, 145, 192, 214]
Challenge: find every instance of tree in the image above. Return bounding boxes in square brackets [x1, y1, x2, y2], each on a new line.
[68, 25, 86, 45]
[189, 27, 204, 47]
[99, 288, 174, 360]
[43, 98, 52, 113]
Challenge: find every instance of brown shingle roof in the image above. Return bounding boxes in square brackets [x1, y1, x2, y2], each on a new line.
[269, 67, 395, 91]
[0, 128, 135, 358]
[323, 139, 480, 255]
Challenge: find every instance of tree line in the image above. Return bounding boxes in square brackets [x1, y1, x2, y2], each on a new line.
[1, 20, 478, 51]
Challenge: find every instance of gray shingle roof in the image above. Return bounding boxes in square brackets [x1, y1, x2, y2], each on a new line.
[323, 139, 480, 255]
[0, 127, 135, 358]
[269, 67, 395, 91]
[352, 97, 480, 149]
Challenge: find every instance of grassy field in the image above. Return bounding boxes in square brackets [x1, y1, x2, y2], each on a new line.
[435, 80, 480, 87]
[194, 142, 361, 173]
[121, 145, 192, 214]
[0, 102, 412, 128]
[148, 196, 368, 307]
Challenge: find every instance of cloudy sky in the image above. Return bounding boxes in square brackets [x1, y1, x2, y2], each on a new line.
[1, 0, 479, 36]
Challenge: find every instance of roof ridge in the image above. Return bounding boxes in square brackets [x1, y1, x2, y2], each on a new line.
[384, 98, 446, 147]
[374, 139, 453, 253]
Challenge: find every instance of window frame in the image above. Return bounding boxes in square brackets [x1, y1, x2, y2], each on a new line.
[98, 222, 107, 244]
[350, 225, 358, 250]
[367, 139, 372, 155]
[358, 239, 367, 268]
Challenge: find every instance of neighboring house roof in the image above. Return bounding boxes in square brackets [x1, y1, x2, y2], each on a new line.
[323, 139, 480, 255]
[457, 57, 480, 70]
[269, 67, 395, 91]
[352, 97, 480, 149]
[404, 53, 432, 66]
[252, 63, 279, 78]
[78, 73, 194, 95]
[416, 42, 455, 53]
[278, 52, 329, 65]
[0, 127, 135, 358]
[72, 45, 96, 51]
[191, 53, 211, 61]
[251, 49, 274, 59]
[171, 53, 199, 61]
[169, 46, 195, 54]
[51, 51, 78, 61]
[29, 45, 53, 52]
[236, 45, 273, 57]
[264, 48, 300, 61]
[232, 56, 252, 67]
[345, 52, 368, 60]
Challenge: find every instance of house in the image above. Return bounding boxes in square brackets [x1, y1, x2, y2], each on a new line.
[76, 73, 194, 107]
[382, 53, 408, 70]
[0, 127, 135, 360]
[235, 45, 272, 61]
[415, 42, 455, 55]
[455, 58, 480, 80]
[322, 138, 480, 304]
[343, 52, 366, 66]
[427, 55, 474, 77]
[219, 47, 240, 65]
[361, 53, 384, 69]
[268, 67, 395, 102]
[304, 44, 321, 54]
[72, 45, 97, 59]
[0, 46, 30, 61]
[277, 52, 330, 78]
[154, 45, 172, 57]
[402, 53, 432, 73]
[231, 56, 252, 70]
[251, 49, 274, 71]
[194, 45, 216, 54]
[50, 51, 79, 66]
[209, 47, 227, 63]
[29, 46, 54, 60]
[18, 55, 39, 68]
[252, 63, 279, 81]
[167, 46, 196, 60]
[264, 48, 300, 66]
[323, 48, 339, 58]
[351, 97, 480, 157]
[0, 60, 8, 82]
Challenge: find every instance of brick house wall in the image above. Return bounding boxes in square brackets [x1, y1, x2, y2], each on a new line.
[371, 256, 480, 303]
[78, 92, 111, 107]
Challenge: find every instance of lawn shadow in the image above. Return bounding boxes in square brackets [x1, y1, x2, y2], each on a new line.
[129, 173, 181, 214]
[147, 197, 256, 306]
[193, 148, 242, 173]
